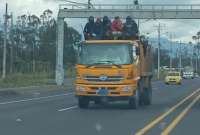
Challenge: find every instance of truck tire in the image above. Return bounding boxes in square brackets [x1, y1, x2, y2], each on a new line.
[138, 82, 144, 106]
[128, 90, 139, 109]
[78, 97, 89, 109]
[143, 83, 152, 106]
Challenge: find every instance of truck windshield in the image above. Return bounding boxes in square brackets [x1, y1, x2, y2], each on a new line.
[168, 73, 180, 76]
[183, 67, 194, 72]
[78, 44, 134, 65]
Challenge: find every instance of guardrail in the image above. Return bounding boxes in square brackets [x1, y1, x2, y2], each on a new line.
[59, 4, 200, 10]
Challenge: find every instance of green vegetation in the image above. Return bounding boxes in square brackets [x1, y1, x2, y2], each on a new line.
[0, 67, 75, 88]
[0, 72, 53, 88]
[0, 9, 80, 87]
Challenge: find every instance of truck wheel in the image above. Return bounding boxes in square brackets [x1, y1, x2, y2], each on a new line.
[129, 90, 139, 109]
[143, 85, 152, 106]
[137, 81, 144, 106]
[78, 97, 89, 109]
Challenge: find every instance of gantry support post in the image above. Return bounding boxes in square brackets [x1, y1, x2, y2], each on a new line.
[56, 17, 65, 86]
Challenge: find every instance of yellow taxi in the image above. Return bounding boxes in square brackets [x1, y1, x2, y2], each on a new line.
[164, 71, 182, 85]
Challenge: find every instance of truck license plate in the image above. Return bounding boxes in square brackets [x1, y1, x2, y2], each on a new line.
[97, 88, 108, 95]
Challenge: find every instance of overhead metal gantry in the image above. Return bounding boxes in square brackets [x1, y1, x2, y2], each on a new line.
[56, 4, 200, 85]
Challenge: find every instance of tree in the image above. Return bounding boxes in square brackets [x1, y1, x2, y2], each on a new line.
[2, 9, 81, 75]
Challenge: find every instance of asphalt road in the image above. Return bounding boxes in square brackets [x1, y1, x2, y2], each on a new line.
[0, 79, 200, 135]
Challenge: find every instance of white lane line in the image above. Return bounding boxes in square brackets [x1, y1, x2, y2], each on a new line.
[58, 105, 78, 112]
[0, 93, 74, 105]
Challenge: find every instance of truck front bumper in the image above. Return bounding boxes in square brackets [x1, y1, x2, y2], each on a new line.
[75, 84, 137, 97]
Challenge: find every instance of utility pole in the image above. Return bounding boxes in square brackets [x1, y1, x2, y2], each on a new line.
[154, 23, 165, 80]
[187, 42, 194, 69]
[179, 41, 182, 72]
[158, 23, 161, 79]
[195, 45, 198, 73]
[10, 12, 13, 73]
[169, 33, 173, 71]
[189, 42, 193, 69]
[2, 3, 8, 79]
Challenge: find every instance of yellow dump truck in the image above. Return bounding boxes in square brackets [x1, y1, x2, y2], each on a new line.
[75, 39, 153, 109]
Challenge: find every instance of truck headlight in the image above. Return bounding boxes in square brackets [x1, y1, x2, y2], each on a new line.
[122, 86, 132, 92]
[78, 86, 86, 92]
[76, 75, 81, 79]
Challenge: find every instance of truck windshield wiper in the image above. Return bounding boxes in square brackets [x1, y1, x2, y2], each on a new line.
[98, 60, 122, 68]
[86, 63, 106, 68]
[86, 61, 122, 68]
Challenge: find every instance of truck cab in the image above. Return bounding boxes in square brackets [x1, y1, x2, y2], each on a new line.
[75, 40, 152, 109]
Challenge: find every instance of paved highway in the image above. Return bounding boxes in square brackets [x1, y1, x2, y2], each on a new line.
[0, 79, 200, 135]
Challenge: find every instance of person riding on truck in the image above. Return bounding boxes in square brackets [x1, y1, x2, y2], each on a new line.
[84, 16, 96, 40]
[123, 16, 139, 39]
[111, 16, 123, 39]
[102, 16, 112, 39]
[94, 17, 103, 39]
[111, 16, 123, 32]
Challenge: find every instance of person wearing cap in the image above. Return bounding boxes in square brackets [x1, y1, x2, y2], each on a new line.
[123, 16, 139, 39]
[84, 16, 96, 40]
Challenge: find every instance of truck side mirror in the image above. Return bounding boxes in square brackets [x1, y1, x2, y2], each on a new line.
[77, 44, 81, 53]
[136, 47, 140, 56]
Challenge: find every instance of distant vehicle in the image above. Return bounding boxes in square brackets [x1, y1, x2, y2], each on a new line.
[195, 73, 199, 78]
[182, 66, 194, 79]
[165, 71, 182, 85]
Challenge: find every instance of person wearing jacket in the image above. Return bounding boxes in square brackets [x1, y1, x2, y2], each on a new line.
[123, 16, 139, 39]
[94, 17, 103, 39]
[111, 16, 123, 39]
[111, 16, 123, 32]
[102, 16, 112, 39]
[83, 16, 95, 40]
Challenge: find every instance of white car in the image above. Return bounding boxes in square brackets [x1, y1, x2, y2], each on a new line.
[182, 72, 194, 79]
[195, 73, 199, 78]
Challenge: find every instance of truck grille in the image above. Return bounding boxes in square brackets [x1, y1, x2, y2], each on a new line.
[84, 76, 124, 82]
[169, 78, 176, 82]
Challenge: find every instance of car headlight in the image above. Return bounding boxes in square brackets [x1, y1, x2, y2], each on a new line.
[122, 86, 132, 92]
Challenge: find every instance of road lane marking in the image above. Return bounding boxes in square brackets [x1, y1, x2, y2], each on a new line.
[0, 93, 73, 105]
[58, 105, 78, 112]
[161, 93, 200, 135]
[135, 88, 200, 135]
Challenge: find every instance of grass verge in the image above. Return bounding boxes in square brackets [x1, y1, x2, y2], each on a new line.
[0, 72, 54, 88]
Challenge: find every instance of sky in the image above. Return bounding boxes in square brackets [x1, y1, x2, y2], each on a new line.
[1, 0, 200, 42]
